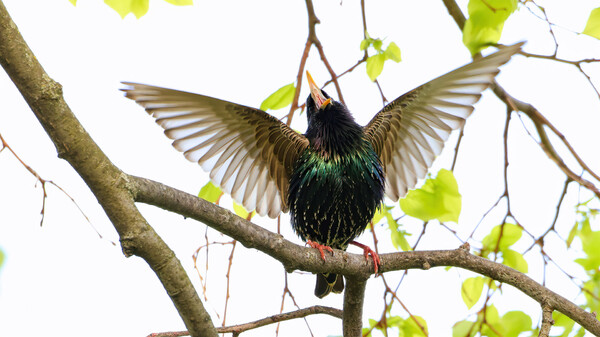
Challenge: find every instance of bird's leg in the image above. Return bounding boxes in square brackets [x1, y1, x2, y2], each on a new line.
[349, 241, 380, 274]
[306, 240, 334, 261]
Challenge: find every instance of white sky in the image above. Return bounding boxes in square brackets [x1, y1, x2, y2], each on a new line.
[0, 0, 599, 336]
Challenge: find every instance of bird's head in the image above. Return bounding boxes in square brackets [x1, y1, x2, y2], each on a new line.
[305, 71, 334, 124]
[303, 71, 361, 156]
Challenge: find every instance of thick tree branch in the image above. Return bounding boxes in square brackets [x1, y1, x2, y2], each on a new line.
[0, 2, 216, 336]
[131, 176, 376, 279]
[386, 248, 600, 335]
[131, 176, 600, 335]
[343, 278, 367, 337]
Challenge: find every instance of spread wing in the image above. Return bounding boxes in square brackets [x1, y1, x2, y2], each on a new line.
[364, 43, 523, 200]
[122, 83, 309, 218]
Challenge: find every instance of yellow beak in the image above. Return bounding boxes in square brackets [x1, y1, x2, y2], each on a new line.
[306, 71, 331, 109]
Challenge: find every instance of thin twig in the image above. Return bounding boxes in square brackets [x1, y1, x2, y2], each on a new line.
[148, 306, 343, 337]
[0, 132, 100, 234]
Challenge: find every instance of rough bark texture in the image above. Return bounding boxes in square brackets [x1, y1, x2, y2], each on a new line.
[0, 2, 216, 336]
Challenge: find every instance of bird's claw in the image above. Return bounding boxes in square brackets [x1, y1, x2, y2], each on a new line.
[306, 240, 334, 261]
[350, 241, 380, 274]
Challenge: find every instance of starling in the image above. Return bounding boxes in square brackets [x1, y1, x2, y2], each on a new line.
[122, 43, 522, 298]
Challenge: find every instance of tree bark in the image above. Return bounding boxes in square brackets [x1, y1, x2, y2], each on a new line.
[0, 2, 216, 336]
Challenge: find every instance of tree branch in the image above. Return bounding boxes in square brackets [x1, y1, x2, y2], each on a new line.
[440, 0, 600, 198]
[149, 306, 343, 337]
[0, 2, 216, 336]
[538, 305, 554, 337]
[386, 248, 600, 335]
[343, 278, 366, 337]
[131, 176, 375, 279]
[131, 176, 600, 335]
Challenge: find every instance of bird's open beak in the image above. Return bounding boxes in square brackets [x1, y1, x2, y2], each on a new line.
[306, 71, 331, 110]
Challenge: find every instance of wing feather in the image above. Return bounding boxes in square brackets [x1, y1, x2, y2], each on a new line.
[122, 83, 309, 218]
[364, 43, 523, 200]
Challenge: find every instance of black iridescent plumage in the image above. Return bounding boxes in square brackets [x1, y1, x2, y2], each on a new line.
[289, 90, 385, 297]
[121, 43, 523, 299]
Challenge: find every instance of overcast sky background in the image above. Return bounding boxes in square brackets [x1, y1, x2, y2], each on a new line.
[1, 0, 599, 336]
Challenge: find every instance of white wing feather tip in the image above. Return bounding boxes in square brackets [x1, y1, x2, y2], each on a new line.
[122, 82, 308, 218]
[366, 43, 523, 201]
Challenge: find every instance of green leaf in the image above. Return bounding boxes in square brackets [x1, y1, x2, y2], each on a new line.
[384, 42, 402, 62]
[462, 0, 517, 54]
[401, 315, 428, 336]
[502, 249, 528, 273]
[399, 169, 462, 222]
[481, 223, 522, 252]
[0, 248, 4, 270]
[461, 277, 484, 309]
[103, 0, 191, 18]
[575, 230, 600, 271]
[360, 38, 370, 51]
[198, 181, 222, 203]
[163, 0, 193, 5]
[583, 8, 600, 40]
[500, 311, 532, 337]
[373, 206, 411, 251]
[373, 39, 383, 52]
[553, 312, 575, 336]
[484, 304, 500, 324]
[233, 202, 254, 220]
[371, 206, 389, 225]
[104, 0, 149, 19]
[69, 0, 77, 5]
[453, 320, 478, 337]
[366, 53, 386, 81]
[260, 83, 295, 111]
[566, 220, 579, 248]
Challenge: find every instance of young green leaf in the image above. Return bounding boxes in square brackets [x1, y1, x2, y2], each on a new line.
[260, 83, 295, 111]
[461, 277, 484, 309]
[360, 38, 371, 51]
[373, 206, 411, 251]
[583, 7, 600, 40]
[401, 315, 428, 336]
[481, 223, 522, 252]
[69, 0, 77, 5]
[452, 320, 478, 337]
[366, 53, 386, 81]
[233, 201, 254, 220]
[198, 181, 223, 203]
[503, 249, 528, 273]
[566, 220, 579, 248]
[575, 230, 600, 271]
[552, 312, 575, 337]
[385, 42, 402, 62]
[462, 0, 517, 54]
[373, 39, 383, 52]
[481, 304, 500, 325]
[0, 248, 4, 270]
[163, 0, 193, 5]
[104, 0, 150, 19]
[500, 311, 532, 337]
[399, 169, 461, 223]
[371, 205, 391, 225]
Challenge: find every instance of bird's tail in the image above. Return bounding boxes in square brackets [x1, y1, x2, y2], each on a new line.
[315, 273, 344, 298]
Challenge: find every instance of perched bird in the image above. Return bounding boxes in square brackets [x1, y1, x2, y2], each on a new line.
[122, 43, 522, 298]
